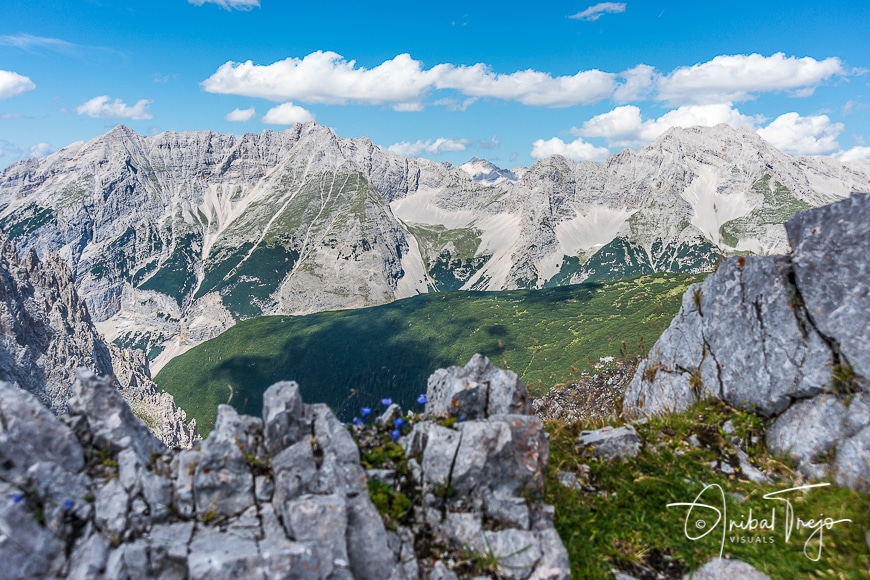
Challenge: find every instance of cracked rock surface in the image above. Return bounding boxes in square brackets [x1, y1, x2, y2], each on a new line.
[624, 193, 870, 490]
[0, 355, 569, 579]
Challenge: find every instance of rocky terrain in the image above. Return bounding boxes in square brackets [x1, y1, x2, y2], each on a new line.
[2, 123, 868, 371]
[624, 193, 870, 490]
[0, 231, 196, 448]
[0, 355, 569, 579]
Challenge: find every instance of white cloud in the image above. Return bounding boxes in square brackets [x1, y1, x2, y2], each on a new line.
[203, 50, 615, 108]
[203, 51, 443, 104]
[0, 70, 36, 99]
[387, 138, 471, 157]
[201, 50, 849, 111]
[188, 0, 259, 10]
[435, 64, 615, 107]
[613, 64, 657, 102]
[0, 33, 79, 53]
[756, 112, 843, 155]
[76, 96, 153, 120]
[577, 103, 760, 148]
[839, 146, 870, 163]
[224, 107, 255, 122]
[392, 102, 424, 112]
[29, 143, 55, 158]
[530, 137, 610, 162]
[434, 97, 478, 111]
[261, 102, 314, 124]
[569, 2, 627, 21]
[657, 53, 845, 104]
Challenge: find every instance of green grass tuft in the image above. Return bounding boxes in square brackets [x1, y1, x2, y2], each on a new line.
[545, 400, 870, 579]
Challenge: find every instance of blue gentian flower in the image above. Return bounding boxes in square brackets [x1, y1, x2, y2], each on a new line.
[11, 494, 22, 504]
[390, 429, 401, 442]
[352, 417, 363, 426]
[63, 499, 74, 510]
[416, 394, 428, 406]
[394, 418, 405, 429]
[361, 407, 372, 418]
[381, 398, 392, 407]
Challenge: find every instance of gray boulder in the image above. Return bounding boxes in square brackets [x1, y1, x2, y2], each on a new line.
[577, 425, 641, 460]
[685, 557, 771, 579]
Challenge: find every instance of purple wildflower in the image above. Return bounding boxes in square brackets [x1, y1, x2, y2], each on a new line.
[416, 394, 428, 406]
[394, 417, 405, 429]
[63, 499, 74, 511]
[390, 429, 401, 442]
[361, 407, 372, 419]
[12, 494, 23, 504]
[381, 398, 392, 407]
[352, 417, 363, 426]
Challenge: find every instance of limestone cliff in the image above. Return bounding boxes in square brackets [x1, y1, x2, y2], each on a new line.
[0, 231, 197, 448]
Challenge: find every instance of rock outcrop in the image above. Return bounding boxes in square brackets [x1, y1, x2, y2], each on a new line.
[0, 231, 197, 448]
[0, 356, 569, 579]
[624, 193, 870, 490]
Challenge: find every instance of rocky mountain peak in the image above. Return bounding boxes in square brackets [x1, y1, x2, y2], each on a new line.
[0, 230, 197, 447]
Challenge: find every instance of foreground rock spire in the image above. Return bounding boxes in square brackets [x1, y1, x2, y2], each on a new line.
[625, 193, 870, 490]
[0, 355, 569, 579]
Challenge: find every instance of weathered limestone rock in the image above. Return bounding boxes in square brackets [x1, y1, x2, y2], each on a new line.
[685, 557, 771, 580]
[624, 194, 870, 490]
[0, 355, 570, 579]
[426, 353, 531, 419]
[576, 425, 641, 460]
[391, 354, 569, 579]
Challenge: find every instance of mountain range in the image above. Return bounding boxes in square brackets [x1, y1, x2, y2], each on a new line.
[1, 122, 868, 372]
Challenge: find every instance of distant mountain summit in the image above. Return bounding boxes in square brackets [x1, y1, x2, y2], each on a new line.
[1, 122, 868, 370]
[459, 157, 518, 186]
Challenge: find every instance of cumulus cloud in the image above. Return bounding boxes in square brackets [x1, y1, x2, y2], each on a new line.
[613, 64, 657, 102]
[0, 70, 36, 99]
[387, 138, 471, 157]
[76, 96, 153, 120]
[202, 50, 849, 111]
[202, 50, 615, 108]
[569, 2, 627, 21]
[261, 102, 314, 124]
[839, 146, 870, 163]
[530, 137, 610, 162]
[203, 52, 442, 104]
[225, 107, 255, 122]
[657, 53, 845, 104]
[756, 112, 843, 155]
[435, 64, 615, 107]
[188, 0, 259, 10]
[29, 143, 55, 158]
[578, 103, 761, 148]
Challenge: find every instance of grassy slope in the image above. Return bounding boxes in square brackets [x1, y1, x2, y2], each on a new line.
[546, 400, 870, 579]
[156, 272, 702, 434]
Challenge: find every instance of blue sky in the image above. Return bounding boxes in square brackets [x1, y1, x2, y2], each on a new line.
[1, 0, 869, 169]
